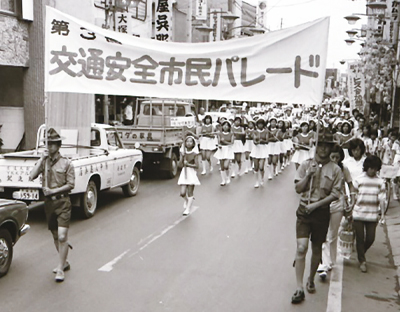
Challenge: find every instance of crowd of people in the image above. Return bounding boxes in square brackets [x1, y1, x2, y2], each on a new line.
[178, 101, 392, 304]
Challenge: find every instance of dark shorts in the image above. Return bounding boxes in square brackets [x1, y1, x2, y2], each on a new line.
[44, 197, 72, 231]
[296, 203, 330, 244]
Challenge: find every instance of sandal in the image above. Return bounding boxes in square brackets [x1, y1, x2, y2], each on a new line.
[306, 280, 316, 293]
[291, 290, 305, 304]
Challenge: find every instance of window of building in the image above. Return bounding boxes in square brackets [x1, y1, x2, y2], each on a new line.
[0, 0, 16, 14]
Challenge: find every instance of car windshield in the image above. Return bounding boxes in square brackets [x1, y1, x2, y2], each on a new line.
[142, 104, 186, 116]
[106, 130, 123, 148]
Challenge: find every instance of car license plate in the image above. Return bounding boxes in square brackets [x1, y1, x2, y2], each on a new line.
[18, 189, 39, 200]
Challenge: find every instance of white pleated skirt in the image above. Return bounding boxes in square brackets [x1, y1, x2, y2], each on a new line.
[178, 167, 201, 185]
[200, 137, 217, 151]
[214, 145, 234, 160]
[284, 139, 293, 151]
[269, 142, 281, 155]
[291, 150, 311, 164]
[232, 140, 245, 153]
[250, 144, 268, 159]
[244, 139, 254, 153]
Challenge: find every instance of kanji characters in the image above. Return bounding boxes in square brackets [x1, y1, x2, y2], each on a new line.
[106, 52, 131, 81]
[49, 45, 78, 77]
[51, 19, 70, 36]
[130, 55, 159, 84]
[77, 48, 105, 80]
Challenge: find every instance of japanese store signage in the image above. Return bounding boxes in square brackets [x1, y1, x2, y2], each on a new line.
[347, 62, 365, 111]
[115, 12, 130, 35]
[209, 9, 222, 42]
[45, 6, 329, 105]
[155, 0, 172, 42]
[195, 0, 208, 21]
[170, 116, 196, 127]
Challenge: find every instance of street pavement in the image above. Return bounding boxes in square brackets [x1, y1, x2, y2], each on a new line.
[0, 162, 399, 312]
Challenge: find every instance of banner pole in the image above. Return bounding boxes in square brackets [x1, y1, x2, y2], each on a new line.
[308, 104, 322, 205]
[44, 93, 49, 189]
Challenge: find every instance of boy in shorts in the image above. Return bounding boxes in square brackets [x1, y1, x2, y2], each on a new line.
[30, 128, 75, 282]
[291, 130, 343, 304]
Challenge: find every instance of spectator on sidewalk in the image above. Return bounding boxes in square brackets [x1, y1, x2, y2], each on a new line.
[352, 155, 386, 273]
[343, 138, 367, 181]
[291, 130, 342, 304]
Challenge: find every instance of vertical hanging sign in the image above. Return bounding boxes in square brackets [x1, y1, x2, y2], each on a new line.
[155, 0, 172, 41]
[195, 0, 207, 20]
[209, 9, 222, 42]
[115, 11, 130, 35]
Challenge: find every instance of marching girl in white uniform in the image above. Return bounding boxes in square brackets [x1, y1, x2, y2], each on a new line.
[250, 117, 268, 188]
[277, 119, 287, 173]
[244, 120, 256, 173]
[267, 117, 280, 179]
[178, 136, 200, 216]
[182, 122, 199, 154]
[284, 120, 294, 166]
[308, 119, 317, 159]
[199, 114, 217, 175]
[231, 116, 245, 178]
[333, 120, 353, 160]
[214, 120, 234, 186]
[291, 121, 312, 170]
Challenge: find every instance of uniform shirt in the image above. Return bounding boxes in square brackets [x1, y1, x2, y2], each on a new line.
[295, 159, 342, 206]
[39, 152, 75, 191]
[232, 125, 244, 140]
[353, 172, 385, 222]
[219, 131, 233, 145]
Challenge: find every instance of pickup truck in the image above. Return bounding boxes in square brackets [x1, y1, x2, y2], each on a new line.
[115, 98, 199, 178]
[0, 124, 142, 218]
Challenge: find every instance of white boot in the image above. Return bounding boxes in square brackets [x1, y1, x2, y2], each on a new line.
[268, 165, 273, 180]
[226, 170, 231, 184]
[220, 171, 226, 186]
[201, 161, 207, 175]
[209, 160, 213, 172]
[182, 196, 188, 215]
[260, 171, 264, 186]
[254, 171, 260, 188]
[231, 164, 236, 178]
[183, 196, 194, 216]
[244, 159, 249, 174]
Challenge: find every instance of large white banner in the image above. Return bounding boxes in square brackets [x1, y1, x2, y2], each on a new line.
[45, 6, 329, 105]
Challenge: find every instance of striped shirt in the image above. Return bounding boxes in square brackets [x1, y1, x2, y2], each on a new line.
[353, 172, 385, 222]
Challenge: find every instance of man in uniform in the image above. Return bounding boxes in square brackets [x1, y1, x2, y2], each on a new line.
[30, 128, 75, 282]
[291, 130, 342, 304]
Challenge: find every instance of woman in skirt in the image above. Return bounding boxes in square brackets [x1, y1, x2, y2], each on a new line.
[285, 120, 294, 166]
[199, 114, 217, 175]
[308, 119, 317, 157]
[267, 117, 280, 179]
[231, 116, 245, 178]
[251, 117, 268, 187]
[334, 120, 353, 160]
[178, 136, 200, 216]
[244, 120, 256, 173]
[182, 120, 199, 154]
[214, 120, 234, 186]
[291, 121, 312, 170]
[277, 119, 287, 173]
